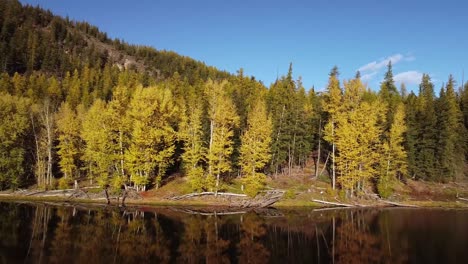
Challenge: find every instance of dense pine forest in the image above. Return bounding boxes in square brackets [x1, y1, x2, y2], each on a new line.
[1, 0, 467, 198]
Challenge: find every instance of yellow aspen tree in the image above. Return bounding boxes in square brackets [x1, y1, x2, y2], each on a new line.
[0, 93, 30, 189]
[239, 98, 272, 197]
[205, 79, 239, 194]
[56, 102, 81, 188]
[107, 85, 132, 188]
[334, 78, 385, 197]
[179, 97, 206, 191]
[81, 99, 113, 187]
[378, 102, 407, 198]
[354, 99, 386, 193]
[126, 86, 178, 190]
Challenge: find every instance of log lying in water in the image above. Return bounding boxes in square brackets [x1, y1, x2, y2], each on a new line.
[380, 200, 419, 208]
[170, 207, 248, 216]
[311, 199, 355, 207]
[170, 192, 248, 200]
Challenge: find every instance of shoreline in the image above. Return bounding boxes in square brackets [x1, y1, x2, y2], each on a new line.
[1, 193, 467, 210]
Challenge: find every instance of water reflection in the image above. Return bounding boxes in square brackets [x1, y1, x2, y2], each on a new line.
[0, 202, 467, 263]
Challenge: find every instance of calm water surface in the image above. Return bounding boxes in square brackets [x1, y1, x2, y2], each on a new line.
[0, 202, 467, 263]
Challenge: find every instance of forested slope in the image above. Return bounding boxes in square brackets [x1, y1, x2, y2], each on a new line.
[1, 0, 467, 198]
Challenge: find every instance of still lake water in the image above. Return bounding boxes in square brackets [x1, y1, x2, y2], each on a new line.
[0, 202, 467, 264]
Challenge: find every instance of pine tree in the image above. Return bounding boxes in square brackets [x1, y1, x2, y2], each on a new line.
[323, 66, 341, 189]
[460, 82, 468, 161]
[239, 98, 272, 196]
[379, 61, 401, 135]
[404, 92, 419, 179]
[436, 76, 465, 181]
[415, 74, 437, 180]
[267, 64, 298, 175]
[0, 93, 30, 189]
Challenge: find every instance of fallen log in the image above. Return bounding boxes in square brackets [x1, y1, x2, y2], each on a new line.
[311, 199, 355, 207]
[170, 192, 248, 200]
[380, 200, 419, 208]
[169, 190, 285, 208]
[170, 207, 247, 216]
[67, 189, 91, 200]
[458, 197, 468, 202]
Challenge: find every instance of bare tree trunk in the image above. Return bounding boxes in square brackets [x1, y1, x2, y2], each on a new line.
[215, 172, 220, 196]
[331, 119, 336, 190]
[315, 117, 322, 178]
[290, 116, 298, 176]
[104, 186, 110, 204]
[30, 112, 45, 187]
[119, 130, 125, 177]
[41, 100, 54, 187]
[208, 120, 214, 176]
[271, 105, 285, 176]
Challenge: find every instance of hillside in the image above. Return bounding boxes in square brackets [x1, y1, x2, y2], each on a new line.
[0, 0, 231, 83]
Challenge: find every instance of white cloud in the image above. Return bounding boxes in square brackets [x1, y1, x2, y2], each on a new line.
[394, 71, 423, 85]
[358, 54, 404, 73]
[357, 53, 417, 84]
[361, 71, 378, 82]
[404, 55, 416, 62]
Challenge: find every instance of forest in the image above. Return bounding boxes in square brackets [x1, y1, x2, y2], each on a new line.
[1, 0, 468, 199]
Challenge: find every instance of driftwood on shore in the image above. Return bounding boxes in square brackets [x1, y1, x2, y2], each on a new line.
[380, 200, 419, 208]
[170, 192, 248, 200]
[169, 206, 285, 217]
[169, 190, 285, 208]
[6, 187, 142, 206]
[311, 199, 355, 207]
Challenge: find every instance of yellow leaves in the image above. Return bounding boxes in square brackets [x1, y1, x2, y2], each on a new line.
[56, 102, 81, 179]
[126, 85, 179, 187]
[239, 99, 272, 196]
[326, 77, 388, 193]
[205, 79, 239, 191]
[384, 102, 408, 178]
[81, 99, 113, 186]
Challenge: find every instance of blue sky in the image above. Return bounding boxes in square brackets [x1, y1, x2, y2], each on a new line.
[20, 0, 468, 92]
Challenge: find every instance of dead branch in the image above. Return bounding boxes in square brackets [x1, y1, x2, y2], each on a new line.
[312, 199, 355, 207]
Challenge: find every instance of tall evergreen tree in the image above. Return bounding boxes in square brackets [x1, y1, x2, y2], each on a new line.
[436, 76, 465, 181]
[414, 74, 438, 180]
[379, 61, 401, 135]
[404, 91, 419, 179]
[267, 64, 297, 175]
[323, 66, 341, 189]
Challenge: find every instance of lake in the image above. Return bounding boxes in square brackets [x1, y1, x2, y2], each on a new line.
[0, 202, 467, 263]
